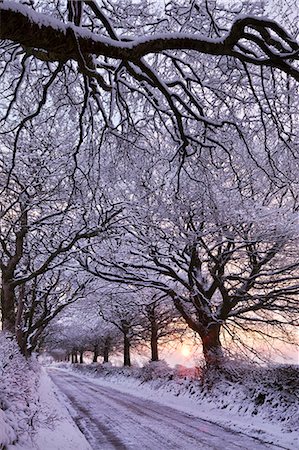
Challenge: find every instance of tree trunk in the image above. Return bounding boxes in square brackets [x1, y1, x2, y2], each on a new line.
[201, 324, 223, 368]
[150, 319, 159, 361]
[1, 277, 16, 333]
[1, 206, 27, 336]
[93, 345, 98, 363]
[103, 339, 110, 363]
[15, 285, 27, 356]
[74, 352, 78, 363]
[79, 350, 84, 363]
[123, 332, 131, 367]
[173, 296, 223, 369]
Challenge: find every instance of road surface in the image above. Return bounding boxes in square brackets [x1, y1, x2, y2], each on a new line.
[48, 368, 281, 450]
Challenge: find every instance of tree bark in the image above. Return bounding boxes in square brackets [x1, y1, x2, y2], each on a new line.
[201, 324, 223, 368]
[173, 296, 223, 368]
[79, 350, 84, 363]
[93, 344, 98, 363]
[15, 285, 27, 356]
[1, 277, 16, 333]
[103, 339, 110, 363]
[150, 318, 159, 362]
[123, 332, 131, 367]
[1, 204, 27, 336]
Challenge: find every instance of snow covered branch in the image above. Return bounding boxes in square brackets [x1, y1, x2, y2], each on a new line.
[0, 2, 298, 79]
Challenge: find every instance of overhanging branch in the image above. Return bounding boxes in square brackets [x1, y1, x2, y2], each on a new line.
[0, 2, 298, 80]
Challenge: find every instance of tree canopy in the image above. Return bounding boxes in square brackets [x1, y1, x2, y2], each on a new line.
[0, 0, 298, 367]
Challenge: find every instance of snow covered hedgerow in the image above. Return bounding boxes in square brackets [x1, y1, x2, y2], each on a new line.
[69, 361, 141, 379]
[64, 359, 299, 433]
[139, 361, 175, 382]
[244, 364, 299, 431]
[196, 361, 299, 432]
[0, 332, 40, 448]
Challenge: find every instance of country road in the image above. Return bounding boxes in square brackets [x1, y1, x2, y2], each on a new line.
[48, 369, 281, 450]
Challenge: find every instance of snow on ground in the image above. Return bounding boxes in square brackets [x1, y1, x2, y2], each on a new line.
[32, 369, 92, 450]
[2, 332, 297, 450]
[0, 333, 39, 449]
[53, 361, 299, 450]
[0, 332, 91, 450]
[49, 367, 281, 450]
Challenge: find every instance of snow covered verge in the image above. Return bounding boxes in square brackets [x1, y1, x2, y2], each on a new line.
[54, 360, 299, 449]
[0, 332, 91, 450]
[32, 370, 91, 450]
[0, 332, 40, 449]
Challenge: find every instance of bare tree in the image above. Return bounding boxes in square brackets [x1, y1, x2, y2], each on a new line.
[1, 0, 298, 367]
[15, 268, 92, 356]
[97, 287, 146, 367]
[0, 135, 121, 339]
[43, 298, 123, 364]
[81, 169, 299, 367]
[138, 290, 182, 362]
[0, 0, 298, 169]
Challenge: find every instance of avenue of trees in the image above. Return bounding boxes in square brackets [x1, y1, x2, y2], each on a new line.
[0, 0, 298, 368]
[44, 288, 182, 366]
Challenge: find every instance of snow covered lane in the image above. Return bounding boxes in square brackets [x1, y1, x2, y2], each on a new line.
[48, 368, 279, 450]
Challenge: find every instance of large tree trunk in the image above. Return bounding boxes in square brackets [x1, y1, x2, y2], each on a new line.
[173, 296, 223, 369]
[1, 277, 16, 333]
[201, 324, 223, 368]
[1, 206, 27, 336]
[15, 284, 27, 356]
[150, 318, 159, 362]
[123, 332, 131, 367]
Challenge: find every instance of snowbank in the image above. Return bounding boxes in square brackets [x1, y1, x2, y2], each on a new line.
[56, 360, 299, 449]
[32, 369, 91, 450]
[0, 332, 91, 450]
[0, 333, 40, 449]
